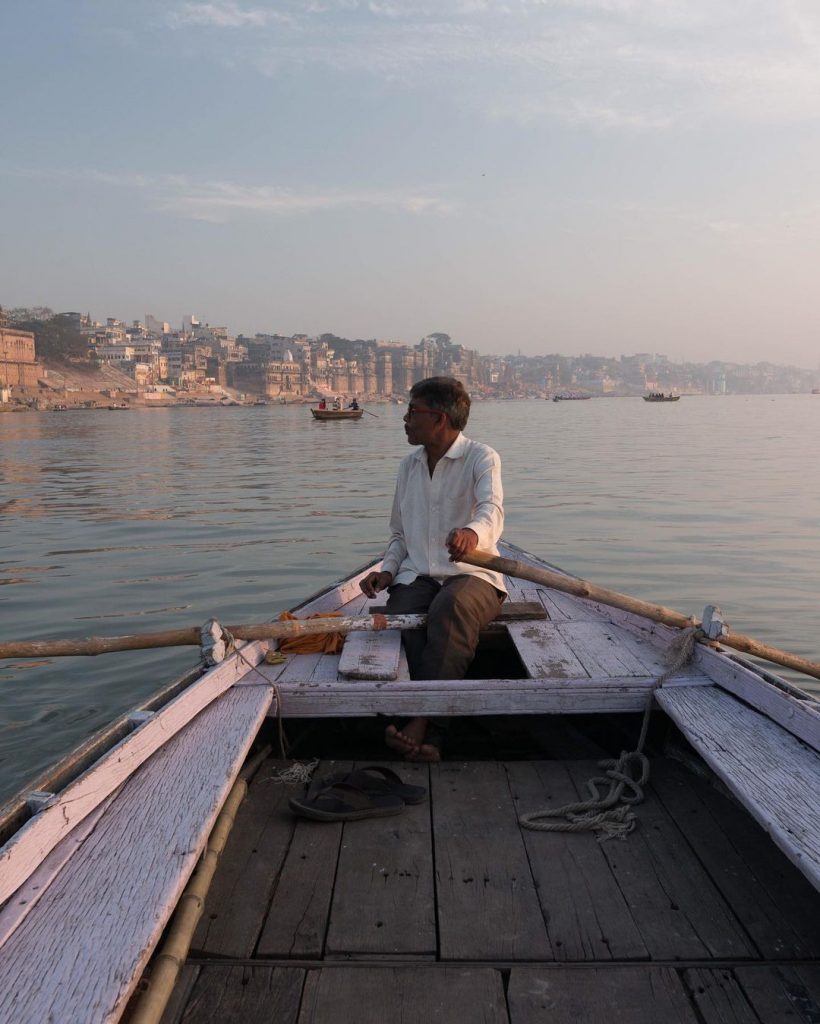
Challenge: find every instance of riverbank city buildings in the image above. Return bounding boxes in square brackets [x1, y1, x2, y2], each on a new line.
[4, 308, 819, 398]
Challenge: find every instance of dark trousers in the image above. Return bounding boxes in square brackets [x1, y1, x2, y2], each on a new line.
[385, 574, 505, 681]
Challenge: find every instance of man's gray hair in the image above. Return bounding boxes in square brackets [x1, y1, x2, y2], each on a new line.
[410, 377, 471, 430]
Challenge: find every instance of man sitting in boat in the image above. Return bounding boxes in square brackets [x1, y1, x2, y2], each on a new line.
[318, 398, 327, 410]
[359, 376, 506, 762]
[348, 398, 360, 410]
[333, 397, 342, 410]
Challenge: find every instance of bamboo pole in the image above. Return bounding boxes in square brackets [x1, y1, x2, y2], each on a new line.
[0, 613, 428, 661]
[462, 549, 820, 682]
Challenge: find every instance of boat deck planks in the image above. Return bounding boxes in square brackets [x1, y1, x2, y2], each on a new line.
[163, 753, 820, 1023]
[324, 761, 435, 959]
[657, 684, 820, 889]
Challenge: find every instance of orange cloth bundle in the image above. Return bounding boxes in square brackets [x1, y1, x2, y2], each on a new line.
[276, 610, 345, 654]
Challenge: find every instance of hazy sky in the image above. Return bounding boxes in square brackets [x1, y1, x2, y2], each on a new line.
[2, 1, 820, 364]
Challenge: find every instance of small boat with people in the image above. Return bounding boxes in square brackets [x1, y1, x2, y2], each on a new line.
[643, 392, 680, 402]
[0, 541, 818, 1023]
[552, 392, 592, 402]
[311, 397, 365, 420]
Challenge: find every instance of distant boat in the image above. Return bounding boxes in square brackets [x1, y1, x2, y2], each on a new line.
[311, 408, 364, 421]
[643, 393, 680, 402]
[812, 389, 820, 395]
[552, 393, 591, 402]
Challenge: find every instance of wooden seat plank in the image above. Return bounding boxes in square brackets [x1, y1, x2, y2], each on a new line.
[506, 761, 648, 961]
[338, 629, 402, 680]
[506, 621, 589, 679]
[507, 966, 698, 1024]
[564, 760, 755, 960]
[554, 621, 657, 677]
[651, 759, 820, 958]
[325, 762, 435, 958]
[0, 684, 272, 1024]
[432, 761, 552, 961]
[656, 684, 820, 890]
[296, 966, 508, 1024]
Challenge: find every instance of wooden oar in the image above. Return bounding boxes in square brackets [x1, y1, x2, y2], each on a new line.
[462, 550, 820, 682]
[361, 408, 379, 418]
[0, 614, 428, 661]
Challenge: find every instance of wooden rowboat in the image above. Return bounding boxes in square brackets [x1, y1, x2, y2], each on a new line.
[311, 408, 364, 420]
[0, 540, 818, 1023]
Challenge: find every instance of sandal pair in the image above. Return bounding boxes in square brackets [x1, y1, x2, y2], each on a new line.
[288, 765, 427, 822]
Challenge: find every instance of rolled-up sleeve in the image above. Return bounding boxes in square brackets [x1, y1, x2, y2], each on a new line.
[464, 449, 504, 549]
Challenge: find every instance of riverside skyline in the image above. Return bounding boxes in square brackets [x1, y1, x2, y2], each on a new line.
[3, 3, 820, 366]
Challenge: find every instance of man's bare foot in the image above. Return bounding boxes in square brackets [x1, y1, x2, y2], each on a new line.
[385, 724, 419, 756]
[385, 717, 440, 762]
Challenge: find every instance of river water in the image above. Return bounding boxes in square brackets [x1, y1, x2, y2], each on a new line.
[1, 395, 819, 803]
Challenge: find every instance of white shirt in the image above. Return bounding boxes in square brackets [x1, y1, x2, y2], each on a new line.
[381, 433, 506, 593]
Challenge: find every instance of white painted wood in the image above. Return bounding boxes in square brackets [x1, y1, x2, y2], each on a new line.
[291, 560, 380, 616]
[338, 629, 402, 680]
[0, 795, 116, 947]
[310, 653, 343, 682]
[554, 621, 653, 677]
[0, 684, 271, 1024]
[656, 684, 820, 892]
[264, 673, 710, 718]
[692, 648, 820, 754]
[498, 542, 820, 752]
[506, 621, 589, 679]
[0, 639, 268, 908]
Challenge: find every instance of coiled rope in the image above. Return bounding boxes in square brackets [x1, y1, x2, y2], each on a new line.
[519, 624, 701, 841]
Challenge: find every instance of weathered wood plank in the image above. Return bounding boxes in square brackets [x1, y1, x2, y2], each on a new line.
[256, 759, 349, 960]
[507, 966, 698, 1024]
[0, 685, 272, 1024]
[0, 793, 116, 947]
[564, 760, 754, 960]
[506, 621, 589, 679]
[338, 630, 402, 680]
[325, 762, 435, 958]
[177, 965, 304, 1024]
[191, 761, 303, 958]
[297, 967, 508, 1024]
[277, 652, 325, 683]
[309, 653, 342, 683]
[0, 641, 268, 907]
[735, 965, 820, 1024]
[555, 621, 655, 677]
[506, 761, 648, 961]
[692, 649, 820, 754]
[266, 674, 711, 718]
[683, 968, 760, 1024]
[656, 685, 820, 890]
[432, 761, 551, 961]
[652, 759, 820, 958]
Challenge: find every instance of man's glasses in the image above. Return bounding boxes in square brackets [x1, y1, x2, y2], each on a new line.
[405, 404, 441, 418]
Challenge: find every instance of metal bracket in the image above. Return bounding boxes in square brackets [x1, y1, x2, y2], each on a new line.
[701, 605, 729, 641]
[128, 710, 155, 729]
[201, 618, 227, 666]
[26, 791, 57, 815]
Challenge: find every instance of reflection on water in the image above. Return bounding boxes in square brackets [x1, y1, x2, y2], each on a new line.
[1, 397, 820, 802]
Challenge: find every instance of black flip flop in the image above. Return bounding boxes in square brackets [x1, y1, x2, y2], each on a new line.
[317, 765, 428, 805]
[288, 781, 405, 822]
